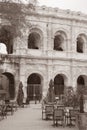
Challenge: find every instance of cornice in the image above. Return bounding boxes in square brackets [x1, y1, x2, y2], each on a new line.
[0, 2, 87, 24]
[0, 54, 87, 63]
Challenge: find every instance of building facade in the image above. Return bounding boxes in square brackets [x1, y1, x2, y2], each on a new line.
[0, 2, 87, 101]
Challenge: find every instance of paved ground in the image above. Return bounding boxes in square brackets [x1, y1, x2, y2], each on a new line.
[0, 103, 78, 130]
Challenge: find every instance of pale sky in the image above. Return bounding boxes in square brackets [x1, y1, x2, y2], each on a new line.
[38, 0, 87, 14]
[1, 0, 87, 14]
[11, 0, 87, 14]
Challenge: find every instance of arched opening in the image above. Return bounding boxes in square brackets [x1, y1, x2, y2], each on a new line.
[0, 72, 15, 100]
[76, 33, 87, 53]
[77, 75, 86, 94]
[0, 26, 13, 54]
[54, 30, 67, 51]
[77, 75, 87, 112]
[27, 73, 42, 102]
[77, 37, 84, 53]
[54, 74, 65, 96]
[28, 32, 41, 49]
[77, 76, 85, 85]
[54, 35, 64, 51]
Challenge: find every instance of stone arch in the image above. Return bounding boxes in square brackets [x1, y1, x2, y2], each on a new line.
[26, 72, 44, 102]
[28, 27, 43, 49]
[73, 71, 87, 88]
[76, 33, 87, 53]
[75, 31, 87, 40]
[54, 30, 67, 51]
[53, 71, 69, 86]
[0, 72, 15, 100]
[76, 75, 87, 94]
[26, 69, 45, 82]
[3, 69, 16, 76]
[0, 26, 14, 54]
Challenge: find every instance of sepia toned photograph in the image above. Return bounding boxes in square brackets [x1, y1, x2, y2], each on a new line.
[0, 0, 87, 130]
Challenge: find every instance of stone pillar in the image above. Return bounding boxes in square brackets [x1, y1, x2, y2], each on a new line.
[46, 21, 53, 51]
[13, 33, 28, 55]
[42, 60, 54, 99]
[42, 71, 48, 99]
[71, 68, 77, 92]
[13, 36, 21, 54]
[71, 23, 76, 53]
[15, 79, 20, 101]
[13, 69, 20, 101]
[19, 59, 27, 103]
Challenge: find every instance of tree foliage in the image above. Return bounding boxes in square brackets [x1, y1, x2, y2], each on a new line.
[44, 79, 55, 103]
[0, 0, 22, 3]
[63, 86, 79, 107]
[17, 81, 24, 106]
[0, 0, 38, 37]
[0, 0, 38, 5]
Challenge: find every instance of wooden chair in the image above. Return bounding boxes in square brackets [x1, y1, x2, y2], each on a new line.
[0, 105, 4, 120]
[57, 105, 65, 110]
[69, 109, 79, 126]
[53, 109, 65, 126]
[45, 105, 54, 120]
[0, 105, 7, 120]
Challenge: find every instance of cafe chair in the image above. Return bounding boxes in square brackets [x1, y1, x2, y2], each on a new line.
[69, 109, 79, 126]
[53, 109, 65, 127]
[45, 105, 54, 120]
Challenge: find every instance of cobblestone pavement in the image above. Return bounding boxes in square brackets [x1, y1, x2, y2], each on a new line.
[0, 103, 78, 130]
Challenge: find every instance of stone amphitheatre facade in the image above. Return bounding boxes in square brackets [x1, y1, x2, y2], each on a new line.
[0, 2, 87, 102]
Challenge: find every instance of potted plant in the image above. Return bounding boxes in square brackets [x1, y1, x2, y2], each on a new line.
[76, 85, 87, 130]
[17, 81, 24, 107]
[63, 86, 76, 107]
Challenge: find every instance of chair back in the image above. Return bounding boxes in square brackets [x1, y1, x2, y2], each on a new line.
[45, 105, 54, 114]
[69, 109, 79, 117]
[54, 109, 64, 118]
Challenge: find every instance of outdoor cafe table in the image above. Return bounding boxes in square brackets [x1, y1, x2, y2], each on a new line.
[53, 105, 74, 126]
[42, 102, 77, 126]
[64, 107, 73, 126]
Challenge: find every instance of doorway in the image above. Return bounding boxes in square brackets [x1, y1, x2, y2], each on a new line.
[27, 73, 42, 102]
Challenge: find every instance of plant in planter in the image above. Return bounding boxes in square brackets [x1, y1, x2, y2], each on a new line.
[43, 79, 55, 104]
[63, 86, 75, 107]
[76, 85, 85, 113]
[63, 86, 80, 109]
[47, 79, 55, 103]
[75, 85, 87, 130]
[17, 81, 24, 107]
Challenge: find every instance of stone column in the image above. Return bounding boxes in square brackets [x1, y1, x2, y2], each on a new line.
[42, 60, 54, 98]
[19, 59, 27, 103]
[14, 79, 20, 101]
[71, 23, 76, 53]
[13, 33, 28, 55]
[13, 36, 21, 54]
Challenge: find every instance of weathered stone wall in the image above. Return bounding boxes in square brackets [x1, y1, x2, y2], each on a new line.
[0, 2, 87, 99]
